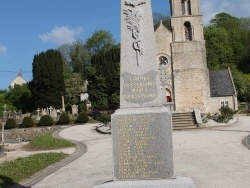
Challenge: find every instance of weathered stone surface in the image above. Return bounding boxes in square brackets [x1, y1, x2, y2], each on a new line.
[120, 0, 162, 108]
[112, 107, 173, 180]
[95, 176, 194, 188]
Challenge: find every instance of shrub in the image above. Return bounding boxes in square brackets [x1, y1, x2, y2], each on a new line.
[75, 112, 89, 124]
[58, 113, 70, 125]
[39, 115, 54, 126]
[220, 106, 234, 121]
[21, 117, 34, 128]
[98, 112, 111, 126]
[5, 118, 17, 129]
[90, 109, 101, 120]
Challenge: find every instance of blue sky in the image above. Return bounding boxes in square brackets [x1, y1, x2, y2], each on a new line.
[0, 0, 249, 90]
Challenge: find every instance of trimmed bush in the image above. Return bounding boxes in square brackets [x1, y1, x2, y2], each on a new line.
[220, 106, 234, 121]
[58, 113, 70, 125]
[90, 109, 101, 120]
[98, 112, 111, 126]
[39, 115, 54, 126]
[5, 118, 17, 129]
[75, 112, 89, 124]
[21, 117, 34, 128]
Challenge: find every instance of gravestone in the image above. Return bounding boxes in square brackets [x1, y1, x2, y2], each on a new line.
[36, 108, 41, 120]
[52, 108, 57, 120]
[12, 110, 17, 120]
[49, 106, 53, 116]
[95, 0, 193, 187]
[72, 105, 78, 115]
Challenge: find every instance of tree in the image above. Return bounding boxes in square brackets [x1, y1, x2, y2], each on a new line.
[85, 30, 115, 56]
[204, 26, 234, 69]
[64, 73, 86, 105]
[29, 49, 66, 109]
[58, 40, 88, 74]
[5, 84, 34, 112]
[208, 13, 249, 72]
[86, 45, 120, 109]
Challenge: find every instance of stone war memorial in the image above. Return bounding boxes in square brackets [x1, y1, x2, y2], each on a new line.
[96, 0, 194, 187]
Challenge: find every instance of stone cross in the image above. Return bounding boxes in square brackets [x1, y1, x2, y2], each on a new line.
[49, 106, 53, 115]
[3, 104, 6, 112]
[159, 66, 171, 104]
[37, 108, 41, 117]
[36, 108, 41, 120]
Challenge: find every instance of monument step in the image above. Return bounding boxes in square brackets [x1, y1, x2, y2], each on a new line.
[172, 112, 198, 130]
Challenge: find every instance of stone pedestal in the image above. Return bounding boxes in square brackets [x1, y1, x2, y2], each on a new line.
[112, 107, 173, 180]
[95, 177, 194, 188]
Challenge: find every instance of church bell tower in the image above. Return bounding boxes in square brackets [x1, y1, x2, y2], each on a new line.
[170, 0, 211, 113]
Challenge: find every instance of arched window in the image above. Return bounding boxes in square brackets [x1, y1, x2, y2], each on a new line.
[181, 0, 191, 15]
[184, 22, 192, 41]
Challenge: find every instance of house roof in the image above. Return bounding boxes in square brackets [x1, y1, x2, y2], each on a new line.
[209, 69, 236, 97]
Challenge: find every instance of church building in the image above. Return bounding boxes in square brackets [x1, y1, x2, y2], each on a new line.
[10, 72, 27, 88]
[155, 0, 238, 113]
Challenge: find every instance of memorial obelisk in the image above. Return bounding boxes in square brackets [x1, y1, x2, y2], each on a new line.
[95, 0, 194, 187]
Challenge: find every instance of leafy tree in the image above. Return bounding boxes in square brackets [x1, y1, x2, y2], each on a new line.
[85, 30, 115, 55]
[58, 40, 88, 74]
[0, 90, 15, 116]
[208, 13, 250, 72]
[5, 84, 34, 112]
[29, 49, 66, 109]
[204, 26, 234, 69]
[64, 73, 86, 105]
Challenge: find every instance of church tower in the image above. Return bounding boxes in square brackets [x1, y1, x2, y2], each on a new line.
[170, 0, 211, 113]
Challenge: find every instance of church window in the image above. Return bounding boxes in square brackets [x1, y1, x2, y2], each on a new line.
[184, 22, 192, 41]
[158, 55, 171, 69]
[181, 0, 191, 15]
[221, 101, 229, 108]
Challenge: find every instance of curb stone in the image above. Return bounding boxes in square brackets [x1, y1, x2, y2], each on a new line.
[11, 127, 87, 188]
[242, 135, 250, 150]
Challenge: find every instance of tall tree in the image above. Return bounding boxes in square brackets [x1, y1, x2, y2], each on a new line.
[85, 30, 115, 56]
[86, 45, 120, 109]
[208, 13, 249, 72]
[29, 49, 66, 109]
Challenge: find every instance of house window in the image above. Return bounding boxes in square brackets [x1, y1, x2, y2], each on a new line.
[184, 22, 192, 41]
[181, 0, 191, 15]
[221, 101, 229, 107]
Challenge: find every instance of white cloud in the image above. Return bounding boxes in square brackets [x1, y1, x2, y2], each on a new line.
[39, 26, 84, 45]
[0, 44, 7, 55]
[201, 0, 250, 25]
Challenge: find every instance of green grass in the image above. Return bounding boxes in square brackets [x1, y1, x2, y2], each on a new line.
[27, 132, 75, 150]
[0, 152, 67, 188]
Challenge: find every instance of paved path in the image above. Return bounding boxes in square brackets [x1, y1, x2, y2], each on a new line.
[15, 117, 250, 187]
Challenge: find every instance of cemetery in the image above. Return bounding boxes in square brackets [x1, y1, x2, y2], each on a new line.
[0, 0, 250, 188]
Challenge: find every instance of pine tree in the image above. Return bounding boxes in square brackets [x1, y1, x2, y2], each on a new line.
[29, 49, 66, 108]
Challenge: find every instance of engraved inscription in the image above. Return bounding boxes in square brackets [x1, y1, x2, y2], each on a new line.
[122, 71, 158, 105]
[113, 114, 169, 180]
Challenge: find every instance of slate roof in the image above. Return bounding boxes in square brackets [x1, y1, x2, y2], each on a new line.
[209, 69, 236, 97]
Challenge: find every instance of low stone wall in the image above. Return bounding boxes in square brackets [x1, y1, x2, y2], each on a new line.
[0, 126, 65, 143]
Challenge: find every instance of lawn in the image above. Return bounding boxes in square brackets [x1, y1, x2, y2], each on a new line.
[0, 152, 68, 187]
[24, 132, 75, 150]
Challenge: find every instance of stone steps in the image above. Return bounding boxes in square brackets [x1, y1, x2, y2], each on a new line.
[172, 112, 198, 130]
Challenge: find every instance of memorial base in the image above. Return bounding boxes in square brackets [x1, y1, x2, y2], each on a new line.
[95, 177, 194, 188]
